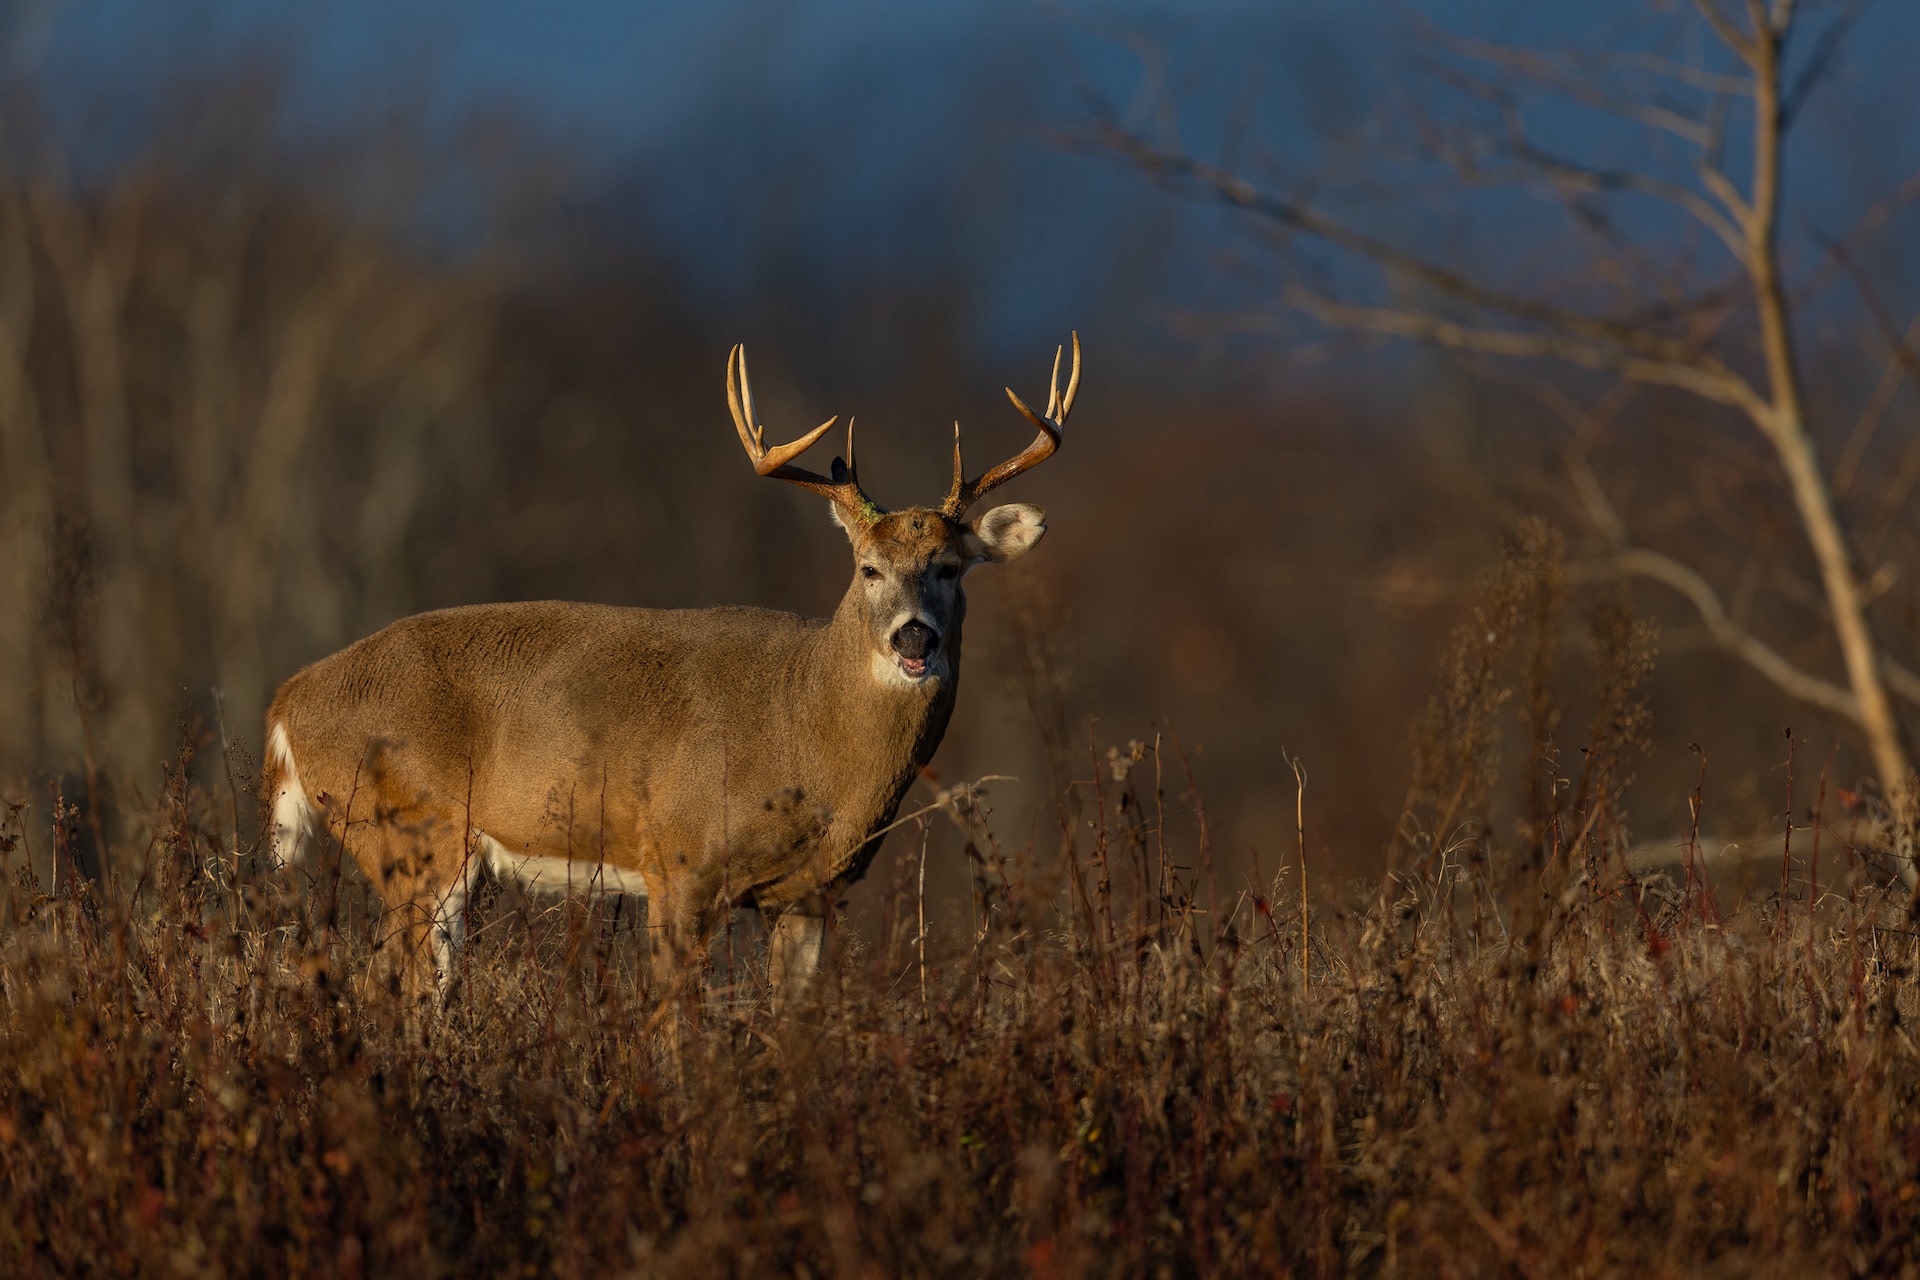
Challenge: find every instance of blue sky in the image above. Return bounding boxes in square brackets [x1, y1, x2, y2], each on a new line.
[15, 1, 1920, 376]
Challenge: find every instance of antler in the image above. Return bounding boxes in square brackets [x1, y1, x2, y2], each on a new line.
[728, 345, 879, 522]
[941, 331, 1079, 519]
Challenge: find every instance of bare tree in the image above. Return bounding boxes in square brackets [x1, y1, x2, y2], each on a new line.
[1091, 1, 1919, 880]
[0, 157, 495, 796]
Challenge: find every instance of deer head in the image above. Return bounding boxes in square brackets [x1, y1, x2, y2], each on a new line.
[727, 335, 1079, 686]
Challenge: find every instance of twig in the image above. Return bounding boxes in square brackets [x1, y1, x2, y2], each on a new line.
[1288, 753, 1309, 990]
[917, 818, 929, 1022]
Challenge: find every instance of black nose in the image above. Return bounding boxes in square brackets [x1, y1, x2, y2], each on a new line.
[891, 621, 938, 660]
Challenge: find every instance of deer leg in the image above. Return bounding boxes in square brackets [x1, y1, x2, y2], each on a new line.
[350, 804, 475, 1007]
[427, 854, 482, 1001]
[767, 909, 826, 1008]
[644, 893, 720, 1007]
[643, 892, 722, 1081]
[342, 823, 429, 1003]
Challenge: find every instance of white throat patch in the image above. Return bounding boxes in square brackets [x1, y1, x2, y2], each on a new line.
[869, 649, 942, 687]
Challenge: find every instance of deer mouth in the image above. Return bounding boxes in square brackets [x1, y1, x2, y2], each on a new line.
[889, 621, 938, 681]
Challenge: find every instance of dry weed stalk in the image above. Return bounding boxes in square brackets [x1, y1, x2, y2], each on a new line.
[0, 749, 1916, 1273]
[3, 564, 1918, 1275]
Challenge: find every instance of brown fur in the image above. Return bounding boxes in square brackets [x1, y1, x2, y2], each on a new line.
[262, 500, 1045, 996]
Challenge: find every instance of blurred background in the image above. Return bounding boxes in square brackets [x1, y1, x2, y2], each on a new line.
[1, 0, 1916, 904]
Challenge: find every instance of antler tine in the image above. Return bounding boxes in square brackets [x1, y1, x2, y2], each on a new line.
[830, 417, 863, 488]
[1044, 343, 1062, 421]
[1060, 330, 1081, 416]
[943, 420, 965, 514]
[941, 332, 1079, 519]
[758, 415, 841, 474]
[738, 345, 761, 448]
[1004, 332, 1080, 437]
[726, 344, 880, 520]
[726, 344, 756, 454]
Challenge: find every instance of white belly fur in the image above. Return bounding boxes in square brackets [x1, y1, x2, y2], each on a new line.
[475, 832, 650, 899]
[265, 722, 645, 908]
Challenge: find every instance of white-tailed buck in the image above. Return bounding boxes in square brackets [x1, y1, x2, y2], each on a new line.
[262, 334, 1079, 1001]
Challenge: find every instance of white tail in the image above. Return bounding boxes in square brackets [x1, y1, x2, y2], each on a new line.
[265, 721, 315, 872]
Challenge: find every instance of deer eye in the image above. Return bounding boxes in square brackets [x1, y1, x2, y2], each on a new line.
[935, 564, 960, 581]
[860, 565, 882, 580]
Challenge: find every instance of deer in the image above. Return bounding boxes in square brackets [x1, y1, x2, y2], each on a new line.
[260, 334, 1079, 1005]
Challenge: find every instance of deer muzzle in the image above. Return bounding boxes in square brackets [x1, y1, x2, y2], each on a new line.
[890, 621, 939, 677]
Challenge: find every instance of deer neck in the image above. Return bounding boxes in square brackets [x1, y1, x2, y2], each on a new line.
[798, 588, 962, 778]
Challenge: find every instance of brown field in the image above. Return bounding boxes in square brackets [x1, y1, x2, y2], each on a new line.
[4, 557, 1918, 1278]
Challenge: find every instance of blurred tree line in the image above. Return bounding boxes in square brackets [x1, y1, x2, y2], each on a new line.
[2, 1, 1915, 896]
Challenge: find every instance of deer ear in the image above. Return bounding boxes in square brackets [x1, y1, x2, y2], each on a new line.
[964, 504, 1046, 565]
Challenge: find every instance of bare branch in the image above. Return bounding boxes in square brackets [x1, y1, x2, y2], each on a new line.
[1590, 547, 1861, 721]
[1561, 413, 1634, 551]
[1889, 660, 1920, 709]
[1614, 50, 1754, 96]
[1865, 426, 1920, 561]
[1815, 228, 1920, 400]
[1418, 50, 1751, 254]
[1095, 125, 1765, 400]
[1282, 287, 1772, 417]
[1791, 169, 1920, 304]
[1429, 32, 1742, 145]
[1552, 373, 1919, 719]
[1780, 0, 1873, 129]
[1695, 97, 1753, 228]
[1826, 269, 1920, 498]
[1694, 0, 1760, 64]
[1402, 59, 1749, 291]
[1495, 131, 1748, 258]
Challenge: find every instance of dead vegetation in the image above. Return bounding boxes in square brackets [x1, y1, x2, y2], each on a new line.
[4, 538, 1918, 1278]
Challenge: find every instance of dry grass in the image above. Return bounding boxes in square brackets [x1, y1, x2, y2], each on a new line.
[4, 755, 1920, 1277]
[4, 534, 1919, 1277]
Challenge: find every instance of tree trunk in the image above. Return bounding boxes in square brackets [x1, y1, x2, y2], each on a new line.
[1746, 17, 1917, 882]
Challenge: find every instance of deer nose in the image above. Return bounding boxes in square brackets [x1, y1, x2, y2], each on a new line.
[890, 621, 938, 660]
